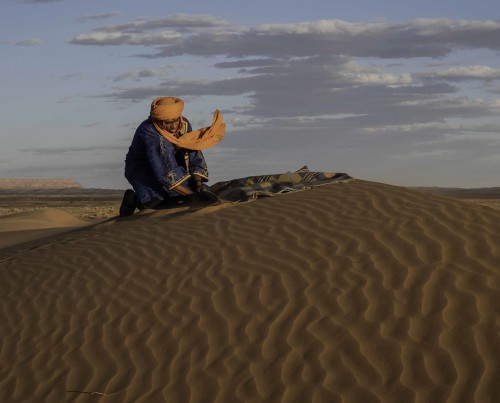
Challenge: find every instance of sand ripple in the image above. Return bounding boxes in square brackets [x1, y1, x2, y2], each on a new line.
[1, 180, 500, 402]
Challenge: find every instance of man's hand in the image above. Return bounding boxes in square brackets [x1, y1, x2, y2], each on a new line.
[193, 174, 204, 192]
[172, 184, 193, 196]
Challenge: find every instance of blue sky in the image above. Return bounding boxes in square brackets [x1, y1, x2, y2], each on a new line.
[2, 0, 500, 188]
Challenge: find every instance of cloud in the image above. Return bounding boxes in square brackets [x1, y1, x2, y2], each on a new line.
[91, 14, 231, 33]
[77, 12, 121, 23]
[101, 55, 470, 124]
[67, 15, 500, 134]
[420, 65, 500, 81]
[69, 31, 181, 46]
[69, 17, 500, 60]
[113, 68, 168, 82]
[68, 14, 232, 46]
[214, 58, 280, 69]
[363, 121, 500, 135]
[340, 72, 413, 85]
[89, 56, 500, 152]
[2, 38, 44, 46]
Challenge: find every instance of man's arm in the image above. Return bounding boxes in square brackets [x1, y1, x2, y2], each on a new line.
[141, 124, 191, 191]
[188, 150, 209, 190]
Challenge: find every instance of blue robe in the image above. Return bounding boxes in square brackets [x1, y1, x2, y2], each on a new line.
[124, 116, 209, 206]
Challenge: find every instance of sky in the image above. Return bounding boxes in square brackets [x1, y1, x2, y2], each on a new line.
[2, 0, 500, 189]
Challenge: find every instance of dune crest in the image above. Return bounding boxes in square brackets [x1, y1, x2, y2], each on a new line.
[0, 209, 92, 250]
[1, 180, 500, 402]
[0, 208, 88, 232]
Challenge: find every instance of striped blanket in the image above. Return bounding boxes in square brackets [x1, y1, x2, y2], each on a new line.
[209, 166, 353, 202]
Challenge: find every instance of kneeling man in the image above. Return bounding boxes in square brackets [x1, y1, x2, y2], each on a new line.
[120, 96, 225, 216]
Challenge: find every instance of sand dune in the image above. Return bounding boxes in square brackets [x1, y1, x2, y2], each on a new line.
[0, 208, 88, 232]
[0, 209, 92, 250]
[1, 180, 500, 402]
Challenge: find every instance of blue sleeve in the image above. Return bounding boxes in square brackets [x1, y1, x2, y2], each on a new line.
[140, 124, 189, 190]
[189, 150, 209, 181]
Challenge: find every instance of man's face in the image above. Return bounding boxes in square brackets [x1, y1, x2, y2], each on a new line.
[157, 117, 181, 133]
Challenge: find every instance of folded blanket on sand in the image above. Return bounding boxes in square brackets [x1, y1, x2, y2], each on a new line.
[209, 166, 353, 202]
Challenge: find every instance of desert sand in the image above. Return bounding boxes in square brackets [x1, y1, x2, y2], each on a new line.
[1, 180, 500, 402]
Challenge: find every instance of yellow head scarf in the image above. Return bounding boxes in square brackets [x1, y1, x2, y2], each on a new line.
[150, 96, 225, 151]
[150, 97, 184, 120]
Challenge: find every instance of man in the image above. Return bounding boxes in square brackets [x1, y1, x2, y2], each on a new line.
[119, 96, 225, 216]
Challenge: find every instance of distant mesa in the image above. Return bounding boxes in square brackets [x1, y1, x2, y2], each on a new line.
[0, 179, 84, 190]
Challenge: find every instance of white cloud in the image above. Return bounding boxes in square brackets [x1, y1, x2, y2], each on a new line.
[68, 18, 500, 58]
[167, 19, 500, 58]
[341, 72, 413, 85]
[363, 121, 500, 134]
[412, 18, 500, 36]
[253, 19, 388, 35]
[422, 65, 500, 81]
[398, 97, 500, 110]
[69, 31, 181, 46]
[77, 12, 120, 23]
[86, 14, 231, 34]
[113, 68, 168, 82]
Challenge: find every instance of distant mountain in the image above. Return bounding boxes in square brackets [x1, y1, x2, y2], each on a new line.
[0, 179, 84, 190]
